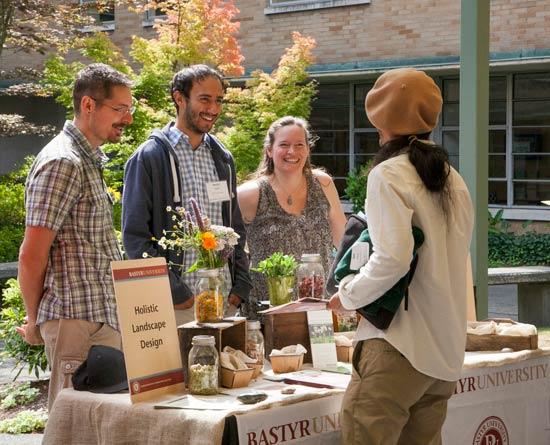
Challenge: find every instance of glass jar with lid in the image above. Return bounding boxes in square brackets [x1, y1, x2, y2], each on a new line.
[194, 268, 225, 323]
[188, 335, 218, 395]
[246, 320, 265, 366]
[296, 253, 326, 299]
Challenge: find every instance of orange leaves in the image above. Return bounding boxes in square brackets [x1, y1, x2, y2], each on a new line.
[138, 0, 244, 76]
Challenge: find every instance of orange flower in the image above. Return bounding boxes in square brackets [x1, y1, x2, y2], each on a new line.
[201, 232, 217, 250]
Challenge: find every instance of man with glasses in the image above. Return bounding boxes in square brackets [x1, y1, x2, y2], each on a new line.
[17, 63, 133, 410]
[122, 64, 252, 325]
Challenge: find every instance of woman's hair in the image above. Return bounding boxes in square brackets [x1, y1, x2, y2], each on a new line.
[372, 133, 452, 218]
[252, 116, 318, 179]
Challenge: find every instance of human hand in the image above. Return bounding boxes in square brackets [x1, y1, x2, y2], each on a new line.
[326, 293, 345, 314]
[174, 296, 194, 310]
[228, 294, 242, 307]
[15, 317, 44, 345]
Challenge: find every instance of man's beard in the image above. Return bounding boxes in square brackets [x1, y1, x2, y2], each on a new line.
[184, 106, 214, 135]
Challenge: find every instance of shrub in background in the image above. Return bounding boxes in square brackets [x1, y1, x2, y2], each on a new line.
[219, 32, 317, 180]
[0, 157, 32, 263]
[0, 382, 39, 410]
[0, 279, 48, 379]
[0, 409, 48, 434]
[344, 161, 372, 214]
[489, 232, 550, 267]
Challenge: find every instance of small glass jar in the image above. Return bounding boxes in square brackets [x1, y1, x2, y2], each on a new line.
[296, 253, 326, 300]
[194, 268, 225, 323]
[188, 335, 218, 395]
[246, 320, 265, 365]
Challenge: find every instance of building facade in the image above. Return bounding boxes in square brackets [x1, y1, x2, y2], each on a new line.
[1, 1, 549, 221]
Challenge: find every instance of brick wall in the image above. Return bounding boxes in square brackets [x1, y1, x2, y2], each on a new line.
[236, 0, 550, 71]
[1, 1, 550, 73]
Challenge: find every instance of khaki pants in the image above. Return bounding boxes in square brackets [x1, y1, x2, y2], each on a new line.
[341, 339, 456, 445]
[40, 319, 121, 411]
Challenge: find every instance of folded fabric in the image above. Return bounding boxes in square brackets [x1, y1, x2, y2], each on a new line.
[334, 226, 425, 329]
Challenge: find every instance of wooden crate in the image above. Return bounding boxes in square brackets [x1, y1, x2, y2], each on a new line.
[466, 333, 538, 351]
[178, 319, 246, 383]
[261, 298, 328, 364]
[466, 319, 538, 351]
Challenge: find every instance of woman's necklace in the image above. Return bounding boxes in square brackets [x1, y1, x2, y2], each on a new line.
[273, 175, 305, 206]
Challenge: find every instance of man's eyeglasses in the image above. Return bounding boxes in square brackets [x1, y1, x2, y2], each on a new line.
[90, 97, 136, 116]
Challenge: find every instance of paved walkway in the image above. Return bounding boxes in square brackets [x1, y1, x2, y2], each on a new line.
[0, 284, 520, 443]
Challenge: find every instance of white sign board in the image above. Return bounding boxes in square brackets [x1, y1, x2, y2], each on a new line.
[111, 258, 185, 403]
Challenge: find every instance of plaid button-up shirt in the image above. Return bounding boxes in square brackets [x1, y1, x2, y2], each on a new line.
[166, 124, 230, 291]
[25, 121, 122, 330]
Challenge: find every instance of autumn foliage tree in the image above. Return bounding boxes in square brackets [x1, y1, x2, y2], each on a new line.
[43, 0, 245, 194]
[0, 0, 94, 59]
[219, 32, 318, 179]
[130, 0, 243, 76]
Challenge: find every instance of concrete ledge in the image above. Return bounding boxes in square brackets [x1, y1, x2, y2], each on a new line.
[488, 266, 550, 285]
[488, 266, 550, 325]
[0, 262, 18, 279]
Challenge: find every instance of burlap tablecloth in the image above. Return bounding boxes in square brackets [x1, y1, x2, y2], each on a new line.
[42, 389, 228, 445]
[42, 381, 343, 445]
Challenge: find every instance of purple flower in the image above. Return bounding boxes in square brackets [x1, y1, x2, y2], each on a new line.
[189, 197, 205, 232]
[185, 212, 194, 234]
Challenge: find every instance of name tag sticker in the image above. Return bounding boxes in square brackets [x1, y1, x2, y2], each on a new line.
[206, 181, 230, 203]
[350, 242, 370, 271]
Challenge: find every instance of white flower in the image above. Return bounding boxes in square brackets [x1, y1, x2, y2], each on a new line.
[215, 239, 226, 251]
[142, 252, 149, 258]
[166, 206, 172, 212]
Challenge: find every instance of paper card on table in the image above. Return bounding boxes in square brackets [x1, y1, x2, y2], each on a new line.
[111, 258, 185, 403]
[306, 310, 338, 370]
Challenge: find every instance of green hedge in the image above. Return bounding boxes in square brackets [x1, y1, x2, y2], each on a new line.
[0, 163, 28, 263]
[0, 226, 25, 263]
[489, 232, 550, 267]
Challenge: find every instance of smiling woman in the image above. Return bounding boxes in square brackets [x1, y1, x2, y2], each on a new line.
[237, 116, 346, 319]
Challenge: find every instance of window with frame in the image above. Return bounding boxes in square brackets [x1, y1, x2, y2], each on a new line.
[440, 77, 508, 206]
[512, 73, 550, 206]
[308, 84, 350, 195]
[80, 0, 115, 26]
[143, 4, 165, 26]
[266, 0, 371, 14]
[352, 82, 378, 174]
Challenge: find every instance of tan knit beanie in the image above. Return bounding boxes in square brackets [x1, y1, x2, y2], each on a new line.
[365, 68, 442, 136]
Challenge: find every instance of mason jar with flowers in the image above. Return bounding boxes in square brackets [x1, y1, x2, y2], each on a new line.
[154, 198, 240, 323]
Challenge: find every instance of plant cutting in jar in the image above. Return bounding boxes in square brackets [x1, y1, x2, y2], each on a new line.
[150, 198, 240, 322]
[252, 252, 298, 306]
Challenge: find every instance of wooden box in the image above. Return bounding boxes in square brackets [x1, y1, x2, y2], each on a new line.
[336, 345, 353, 363]
[250, 362, 263, 379]
[261, 298, 327, 364]
[270, 353, 304, 374]
[466, 319, 538, 352]
[178, 319, 246, 383]
[220, 367, 254, 388]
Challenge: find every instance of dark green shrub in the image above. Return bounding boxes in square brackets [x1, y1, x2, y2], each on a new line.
[488, 209, 510, 234]
[0, 226, 25, 263]
[489, 232, 550, 267]
[344, 161, 372, 213]
[0, 159, 29, 263]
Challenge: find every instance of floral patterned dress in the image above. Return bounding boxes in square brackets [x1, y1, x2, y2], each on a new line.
[242, 173, 333, 319]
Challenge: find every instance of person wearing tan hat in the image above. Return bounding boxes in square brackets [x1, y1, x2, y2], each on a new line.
[328, 68, 474, 445]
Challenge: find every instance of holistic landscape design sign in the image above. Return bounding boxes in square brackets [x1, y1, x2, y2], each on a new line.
[112, 258, 185, 403]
